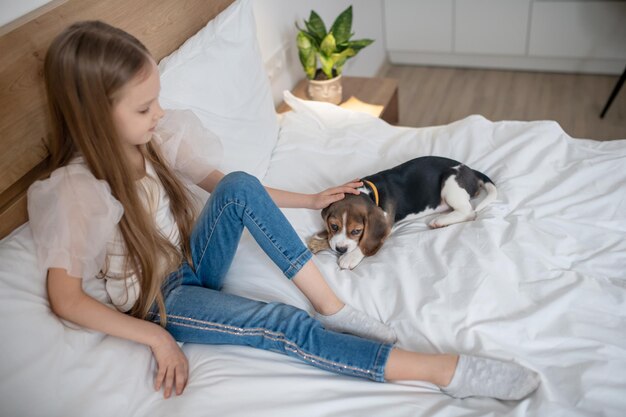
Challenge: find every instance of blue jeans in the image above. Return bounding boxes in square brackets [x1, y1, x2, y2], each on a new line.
[149, 172, 392, 382]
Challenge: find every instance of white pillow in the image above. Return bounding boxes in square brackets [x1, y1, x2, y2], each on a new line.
[158, 0, 278, 179]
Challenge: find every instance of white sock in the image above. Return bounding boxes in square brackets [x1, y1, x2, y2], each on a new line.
[441, 354, 540, 400]
[315, 304, 397, 344]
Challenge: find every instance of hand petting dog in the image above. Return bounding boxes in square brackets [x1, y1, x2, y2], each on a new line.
[308, 179, 363, 210]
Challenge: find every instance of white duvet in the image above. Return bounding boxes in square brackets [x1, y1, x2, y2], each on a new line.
[1, 93, 625, 417]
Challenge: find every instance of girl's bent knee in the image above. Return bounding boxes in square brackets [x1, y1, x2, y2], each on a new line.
[222, 171, 258, 186]
[219, 171, 262, 196]
[212, 171, 263, 202]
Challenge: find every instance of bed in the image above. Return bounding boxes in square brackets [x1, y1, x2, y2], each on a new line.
[1, 1, 625, 416]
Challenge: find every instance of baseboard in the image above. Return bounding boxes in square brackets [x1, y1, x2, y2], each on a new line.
[388, 51, 624, 75]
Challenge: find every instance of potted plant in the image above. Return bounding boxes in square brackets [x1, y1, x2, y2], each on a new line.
[296, 5, 374, 104]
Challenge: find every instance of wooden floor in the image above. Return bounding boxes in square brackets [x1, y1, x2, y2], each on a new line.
[380, 65, 626, 141]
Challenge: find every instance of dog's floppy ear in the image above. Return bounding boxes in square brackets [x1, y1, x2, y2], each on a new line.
[321, 204, 331, 219]
[359, 206, 390, 256]
[307, 230, 330, 254]
[308, 205, 333, 254]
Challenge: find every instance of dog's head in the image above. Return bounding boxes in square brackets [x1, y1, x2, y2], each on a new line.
[312, 194, 391, 257]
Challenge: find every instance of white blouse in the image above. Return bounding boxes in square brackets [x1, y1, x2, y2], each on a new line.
[27, 109, 223, 311]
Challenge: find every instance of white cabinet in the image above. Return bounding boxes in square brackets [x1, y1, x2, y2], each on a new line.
[529, 1, 626, 60]
[384, 0, 453, 52]
[455, 0, 529, 55]
[384, 0, 626, 74]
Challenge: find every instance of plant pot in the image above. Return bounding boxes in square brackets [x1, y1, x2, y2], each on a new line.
[307, 74, 343, 105]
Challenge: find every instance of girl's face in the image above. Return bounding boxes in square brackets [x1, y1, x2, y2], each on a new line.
[112, 59, 164, 148]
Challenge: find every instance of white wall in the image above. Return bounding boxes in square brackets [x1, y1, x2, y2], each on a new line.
[0, 0, 51, 27]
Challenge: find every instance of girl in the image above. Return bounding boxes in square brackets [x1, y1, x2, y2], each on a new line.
[28, 20, 539, 401]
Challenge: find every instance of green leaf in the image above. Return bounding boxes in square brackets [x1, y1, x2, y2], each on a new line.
[296, 31, 312, 50]
[320, 33, 336, 57]
[295, 23, 317, 47]
[297, 30, 319, 50]
[296, 31, 317, 79]
[333, 48, 356, 75]
[318, 54, 335, 79]
[330, 6, 352, 45]
[305, 10, 326, 42]
[347, 38, 374, 52]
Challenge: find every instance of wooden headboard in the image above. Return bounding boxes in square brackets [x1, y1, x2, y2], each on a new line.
[0, 0, 235, 239]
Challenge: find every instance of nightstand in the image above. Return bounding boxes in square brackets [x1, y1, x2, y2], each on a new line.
[277, 76, 399, 125]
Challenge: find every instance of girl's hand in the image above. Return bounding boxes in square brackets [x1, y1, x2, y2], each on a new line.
[151, 331, 189, 399]
[310, 179, 363, 210]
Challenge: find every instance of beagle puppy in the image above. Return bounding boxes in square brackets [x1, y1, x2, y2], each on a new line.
[308, 156, 497, 269]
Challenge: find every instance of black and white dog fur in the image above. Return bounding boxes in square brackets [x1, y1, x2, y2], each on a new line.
[308, 156, 497, 269]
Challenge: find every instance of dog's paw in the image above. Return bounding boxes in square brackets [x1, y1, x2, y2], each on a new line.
[429, 210, 477, 229]
[338, 249, 365, 270]
[428, 218, 447, 229]
[307, 232, 330, 254]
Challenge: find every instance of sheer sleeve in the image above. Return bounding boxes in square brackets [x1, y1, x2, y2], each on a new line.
[27, 163, 124, 279]
[154, 109, 224, 184]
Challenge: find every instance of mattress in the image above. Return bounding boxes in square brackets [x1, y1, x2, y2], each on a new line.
[1, 94, 625, 417]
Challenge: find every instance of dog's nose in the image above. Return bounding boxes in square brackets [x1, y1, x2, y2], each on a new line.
[335, 246, 348, 254]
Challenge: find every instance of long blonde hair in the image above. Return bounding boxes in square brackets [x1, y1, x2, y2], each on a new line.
[44, 21, 196, 324]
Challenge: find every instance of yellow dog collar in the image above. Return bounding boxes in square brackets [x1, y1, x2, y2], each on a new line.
[363, 180, 379, 207]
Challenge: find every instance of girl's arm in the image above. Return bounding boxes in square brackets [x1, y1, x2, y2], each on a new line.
[264, 183, 363, 209]
[197, 170, 362, 209]
[47, 268, 187, 399]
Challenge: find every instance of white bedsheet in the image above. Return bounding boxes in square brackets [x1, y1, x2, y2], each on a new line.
[1, 94, 625, 417]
